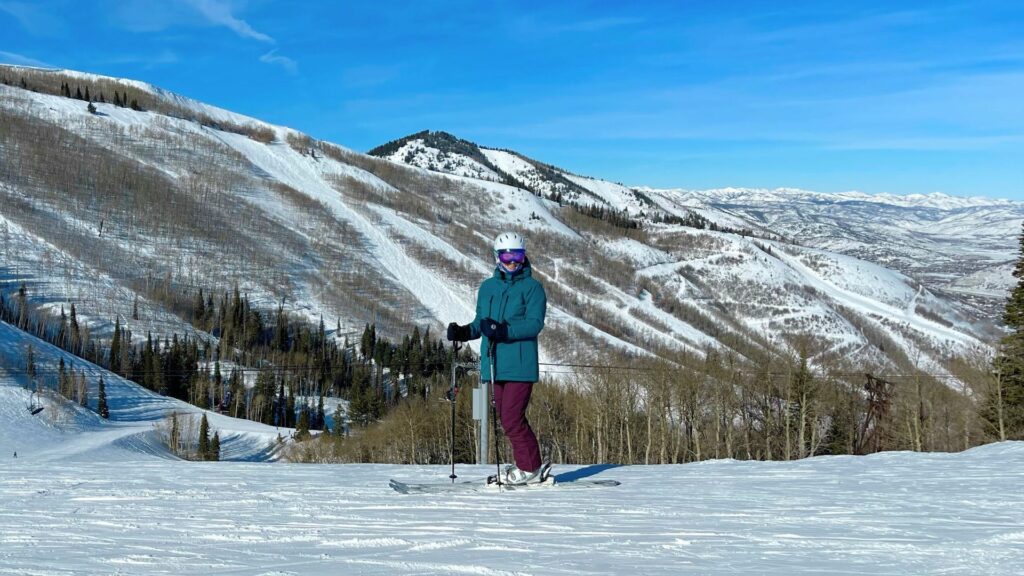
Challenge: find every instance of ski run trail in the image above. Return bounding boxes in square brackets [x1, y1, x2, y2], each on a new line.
[2, 384, 1023, 574]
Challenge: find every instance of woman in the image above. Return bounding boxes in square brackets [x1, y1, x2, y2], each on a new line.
[447, 231, 548, 485]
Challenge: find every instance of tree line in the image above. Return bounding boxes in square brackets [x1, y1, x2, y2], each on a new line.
[1, 281, 471, 438]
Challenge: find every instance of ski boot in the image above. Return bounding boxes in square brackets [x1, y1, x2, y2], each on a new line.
[488, 462, 552, 486]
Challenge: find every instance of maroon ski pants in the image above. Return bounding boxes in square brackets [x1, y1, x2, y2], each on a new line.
[493, 381, 542, 472]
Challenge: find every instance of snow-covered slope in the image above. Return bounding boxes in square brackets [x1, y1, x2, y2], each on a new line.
[648, 186, 1024, 317]
[373, 131, 1023, 321]
[3, 311, 1021, 574]
[0, 67, 1006, 385]
[0, 320, 285, 462]
[2, 416, 1022, 575]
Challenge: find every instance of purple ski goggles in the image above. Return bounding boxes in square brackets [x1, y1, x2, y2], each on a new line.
[497, 249, 526, 264]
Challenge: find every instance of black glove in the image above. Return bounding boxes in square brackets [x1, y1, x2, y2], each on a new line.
[446, 322, 471, 342]
[480, 318, 509, 342]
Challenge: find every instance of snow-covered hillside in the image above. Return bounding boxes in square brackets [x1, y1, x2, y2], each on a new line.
[654, 186, 1024, 317]
[0, 320, 286, 462]
[372, 131, 1023, 322]
[2, 385, 1022, 575]
[0, 66, 1008, 385]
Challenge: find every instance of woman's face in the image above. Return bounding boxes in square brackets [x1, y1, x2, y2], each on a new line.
[497, 248, 526, 273]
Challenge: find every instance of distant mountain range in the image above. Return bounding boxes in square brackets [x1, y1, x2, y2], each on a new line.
[370, 130, 1022, 320]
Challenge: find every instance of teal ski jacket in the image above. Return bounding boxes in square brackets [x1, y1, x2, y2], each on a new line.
[467, 260, 547, 383]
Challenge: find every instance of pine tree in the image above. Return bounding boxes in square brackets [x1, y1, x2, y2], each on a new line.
[16, 282, 27, 330]
[210, 432, 221, 461]
[75, 86, 82, 99]
[110, 317, 121, 374]
[193, 289, 206, 327]
[121, 329, 133, 380]
[87, 102, 97, 114]
[98, 376, 109, 419]
[986, 222, 1024, 440]
[143, 332, 157, 391]
[360, 323, 371, 359]
[333, 404, 345, 437]
[26, 345, 36, 385]
[84, 87, 90, 101]
[198, 413, 211, 460]
[317, 395, 326, 431]
[274, 304, 288, 352]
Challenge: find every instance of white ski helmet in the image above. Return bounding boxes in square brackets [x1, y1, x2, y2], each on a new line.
[493, 231, 526, 261]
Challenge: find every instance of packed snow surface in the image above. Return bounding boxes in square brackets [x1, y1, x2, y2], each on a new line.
[2, 411, 1022, 575]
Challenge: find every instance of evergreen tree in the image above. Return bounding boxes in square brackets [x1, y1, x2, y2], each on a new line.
[57, 306, 68, 349]
[192, 289, 205, 325]
[274, 304, 288, 352]
[199, 413, 211, 460]
[210, 432, 221, 461]
[333, 404, 345, 437]
[16, 282, 28, 330]
[87, 102, 97, 114]
[26, 345, 36, 385]
[317, 395, 326, 431]
[213, 360, 223, 409]
[110, 317, 121, 374]
[360, 323, 372, 359]
[986, 222, 1024, 440]
[121, 329, 133, 380]
[84, 87, 90, 101]
[75, 86, 82, 99]
[98, 376, 109, 419]
[69, 304, 80, 354]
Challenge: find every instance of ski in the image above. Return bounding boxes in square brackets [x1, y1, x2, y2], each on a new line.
[389, 477, 620, 495]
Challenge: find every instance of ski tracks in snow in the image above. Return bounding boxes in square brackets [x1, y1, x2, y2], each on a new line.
[3, 447, 1024, 575]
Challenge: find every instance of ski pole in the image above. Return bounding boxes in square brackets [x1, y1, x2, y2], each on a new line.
[489, 339, 503, 487]
[449, 340, 461, 483]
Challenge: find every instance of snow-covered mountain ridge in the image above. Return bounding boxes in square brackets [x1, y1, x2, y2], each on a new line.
[0, 66, 1008, 384]
[371, 131, 1024, 318]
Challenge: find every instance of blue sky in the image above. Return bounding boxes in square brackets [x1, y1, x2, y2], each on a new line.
[2, 0, 1022, 199]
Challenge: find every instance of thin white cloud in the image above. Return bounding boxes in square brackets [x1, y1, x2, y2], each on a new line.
[0, 1, 64, 36]
[0, 50, 53, 68]
[182, 0, 273, 42]
[260, 49, 297, 74]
